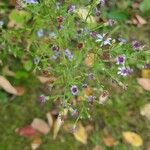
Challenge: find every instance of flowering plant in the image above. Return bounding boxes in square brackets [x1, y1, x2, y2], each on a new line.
[0, 0, 149, 126]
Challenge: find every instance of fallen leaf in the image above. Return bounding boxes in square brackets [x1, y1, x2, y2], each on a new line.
[140, 103, 150, 120]
[16, 125, 39, 137]
[73, 122, 88, 144]
[122, 131, 143, 147]
[53, 109, 68, 139]
[103, 136, 118, 147]
[135, 14, 147, 25]
[137, 78, 150, 91]
[0, 76, 18, 95]
[31, 137, 42, 150]
[85, 53, 94, 67]
[142, 69, 150, 78]
[31, 118, 50, 135]
[37, 76, 56, 84]
[46, 112, 53, 129]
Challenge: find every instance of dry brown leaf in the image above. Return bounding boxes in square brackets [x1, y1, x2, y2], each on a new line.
[122, 131, 143, 147]
[103, 136, 118, 147]
[2, 66, 16, 77]
[31, 118, 50, 135]
[142, 69, 150, 78]
[46, 112, 53, 129]
[0, 76, 18, 95]
[140, 103, 150, 121]
[37, 76, 56, 84]
[31, 137, 42, 150]
[85, 124, 94, 135]
[135, 14, 147, 25]
[53, 109, 68, 139]
[137, 78, 150, 91]
[85, 53, 94, 67]
[73, 122, 88, 144]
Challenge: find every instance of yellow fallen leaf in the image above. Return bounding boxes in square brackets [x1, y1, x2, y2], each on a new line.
[142, 69, 150, 78]
[140, 103, 150, 121]
[85, 53, 94, 67]
[122, 131, 143, 147]
[137, 78, 150, 91]
[73, 122, 88, 144]
[0, 75, 18, 95]
[31, 137, 42, 150]
[53, 109, 68, 139]
[76, 8, 96, 24]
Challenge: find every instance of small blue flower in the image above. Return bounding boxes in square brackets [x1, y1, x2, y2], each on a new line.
[37, 29, 44, 38]
[65, 49, 73, 61]
[25, 0, 38, 4]
[71, 85, 78, 96]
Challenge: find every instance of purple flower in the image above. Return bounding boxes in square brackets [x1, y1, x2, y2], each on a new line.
[52, 45, 59, 52]
[71, 85, 78, 96]
[67, 5, 76, 13]
[65, 49, 73, 61]
[144, 64, 150, 69]
[132, 41, 141, 50]
[25, 0, 38, 4]
[116, 55, 126, 65]
[38, 95, 46, 104]
[100, 0, 106, 6]
[71, 109, 78, 118]
[118, 66, 133, 76]
[37, 29, 44, 37]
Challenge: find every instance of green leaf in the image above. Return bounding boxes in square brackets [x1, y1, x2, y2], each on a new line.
[140, 0, 150, 13]
[107, 10, 129, 22]
[23, 60, 33, 71]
